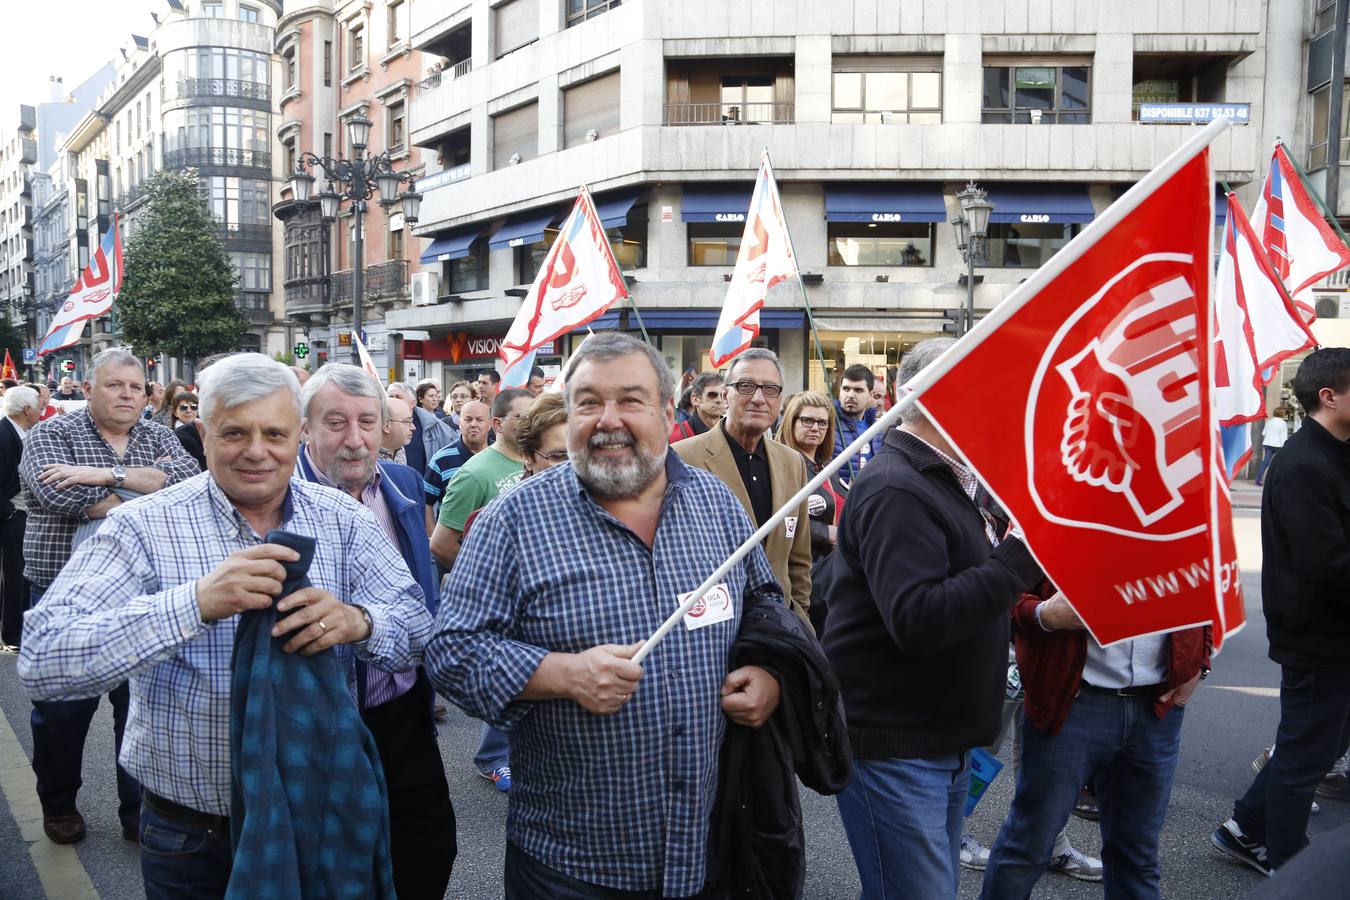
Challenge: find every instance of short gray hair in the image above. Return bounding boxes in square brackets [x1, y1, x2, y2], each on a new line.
[302, 363, 390, 423]
[387, 381, 416, 405]
[898, 338, 955, 424]
[563, 332, 675, 408]
[3, 386, 38, 416]
[691, 371, 725, 396]
[198, 353, 302, 426]
[87, 348, 144, 388]
[726, 347, 784, 384]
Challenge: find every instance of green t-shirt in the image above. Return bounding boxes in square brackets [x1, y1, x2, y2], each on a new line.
[437, 445, 524, 531]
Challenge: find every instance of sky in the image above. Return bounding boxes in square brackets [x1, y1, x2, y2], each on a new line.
[1, 2, 163, 125]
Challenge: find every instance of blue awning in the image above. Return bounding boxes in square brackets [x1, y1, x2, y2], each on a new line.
[419, 226, 482, 264]
[632, 310, 804, 330]
[488, 207, 561, 251]
[572, 311, 622, 332]
[826, 183, 948, 223]
[985, 184, 1096, 225]
[593, 190, 643, 229]
[682, 184, 754, 223]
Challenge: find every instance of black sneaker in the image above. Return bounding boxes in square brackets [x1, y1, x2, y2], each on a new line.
[1316, 772, 1350, 801]
[1211, 819, 1272, 876]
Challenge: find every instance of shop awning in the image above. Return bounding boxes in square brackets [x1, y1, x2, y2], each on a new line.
[825, 183, 948, 223]
[488, 207, 562, 251]
[572, 311, 622, 332]
[682, 184, 754, 223]
[1115, 183, 1228, 225]
[629, 310, 804, 330]
[985, 184, 1096, 225]
[593, 189, 644, 229]
[419, 226, 482, 263]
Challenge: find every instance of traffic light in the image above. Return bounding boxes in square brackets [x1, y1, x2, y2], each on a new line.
[940, 308, 965, 336]
[145, 357, 156, 369]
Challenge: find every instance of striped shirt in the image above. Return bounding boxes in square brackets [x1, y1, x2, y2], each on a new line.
[18, 474, 431, 817]
[19, 408, 199, 588]
[427, 452, 785, 896]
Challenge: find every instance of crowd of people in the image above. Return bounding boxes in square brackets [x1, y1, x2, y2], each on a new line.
[0, 337, 1347, 899]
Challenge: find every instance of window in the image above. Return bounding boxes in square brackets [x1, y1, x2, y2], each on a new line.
[115, 121, 121, 154]
[720, 75, 775, 123]
[688, 222, 742, 266]
[202, 1, 223, 17]
[1316, 0, 1336, 35]
[323, 132, 332, 160]
[982, 63, 1091, 123]
[349, 23, 365, 72]
[284, 48, 297, 91]
[445, 239, 488, 292]
[284, 137, 297, 174]
[239, 4, 260, 23]
[1310, 84, 1331, 170]
[387, 100, 406, 151]
[566, 0, 620, 27]
[232, 251, 271, 291]
[983, 222, 1079, 268]
[387, 0, 403, 48]
[492, 102, 538, 169]
[832, 60, 941, 124]
[828, 222, 934, 266]
[515, 229, 557, 284]
[387, 227, 403, 261]
[494, 0, 539, 58]
[324, 41, 333, 86]
[563, 71, 621, 147]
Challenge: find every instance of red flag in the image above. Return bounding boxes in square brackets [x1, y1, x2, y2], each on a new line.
[909, 121, 1242, 648]
[0, 350, 16, 381]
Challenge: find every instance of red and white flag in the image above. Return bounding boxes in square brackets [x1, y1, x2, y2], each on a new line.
[499, 187, 627, 386]
[40, 214, 123, 356]
[1250, 142, 1350, 321]
[352, 331, 381, 382]
[710, 150, 798, 368]
[908, 119, 1243, 648]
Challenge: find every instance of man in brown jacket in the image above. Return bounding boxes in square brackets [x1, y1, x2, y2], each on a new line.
[674, 348, 811, 622]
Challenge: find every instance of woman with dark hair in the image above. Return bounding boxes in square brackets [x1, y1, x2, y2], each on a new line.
[153, 380, 187, 427]
[172, 391, 199, 427]
[416, 380, 445, 419]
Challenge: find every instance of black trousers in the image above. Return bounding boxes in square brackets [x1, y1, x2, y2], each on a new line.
[0, 510, 26, 646]
[361, 669, 456, 900]
[505, 843, 723, 899]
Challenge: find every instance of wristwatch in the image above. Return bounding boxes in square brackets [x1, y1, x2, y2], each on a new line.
[353, 605, 374, 643]
[110, 465, 126, 489]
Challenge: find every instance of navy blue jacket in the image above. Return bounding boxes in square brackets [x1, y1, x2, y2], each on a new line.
[832, 401, 883, 486]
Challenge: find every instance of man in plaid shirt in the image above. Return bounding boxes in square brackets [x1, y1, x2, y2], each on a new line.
[19, 348, 199, 845]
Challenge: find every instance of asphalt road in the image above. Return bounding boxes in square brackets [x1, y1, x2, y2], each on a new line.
[0, 505, 1346, 899]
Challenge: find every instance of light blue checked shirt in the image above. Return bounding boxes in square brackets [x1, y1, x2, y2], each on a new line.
[18, 472, 432, 817]
[427, 451, 785, 897]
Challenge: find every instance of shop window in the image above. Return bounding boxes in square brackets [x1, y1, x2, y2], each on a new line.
[832, 64, 941, 124]
[827, 222, 934, 267]
[983, 222, 1079, 268]
[609, 203, 647, 270]
[516, 228, 558, 285]
[688, 222, 742, 266]
[445, 239, 488, 292]
[982, 64, 1091, 123]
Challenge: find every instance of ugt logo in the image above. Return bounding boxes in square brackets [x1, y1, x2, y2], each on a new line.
[1026, 254, 1206, 538]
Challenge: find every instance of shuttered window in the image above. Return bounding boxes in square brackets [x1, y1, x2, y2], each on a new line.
[563, 71, 621, 148]
[493, 102, 538, 169]
[494, 0, 538, 59]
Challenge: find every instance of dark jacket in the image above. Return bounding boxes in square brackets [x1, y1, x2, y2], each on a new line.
[709, 597, 851, 899]
[802, 456, 846, 561]
[670, 414, 713, 443]
[0, 417, 23, 519]
[174, 420, 206, 472]
[822, 429, 1042, 760]
[831, 401, 882, 485]
[1010, 587, 1211, 736]
[1260, 417, 1350, 671]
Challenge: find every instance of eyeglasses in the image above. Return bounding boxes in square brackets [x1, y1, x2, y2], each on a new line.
[533, 450, 570, 463]
[389, 418, 414, 426]
[797, 415, 829, 431]
[726, 381, 783, 399]
[178, 403, 198, 411]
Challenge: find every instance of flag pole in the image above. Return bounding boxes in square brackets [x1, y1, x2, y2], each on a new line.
[1276, 138, 1350, 248]
[580, 184, 653, 346]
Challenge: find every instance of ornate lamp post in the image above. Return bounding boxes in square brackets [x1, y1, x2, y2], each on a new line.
[950, 182, 994, 336]
[287, 111, 423, 365]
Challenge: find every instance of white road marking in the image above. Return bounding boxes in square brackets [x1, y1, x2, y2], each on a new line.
[1209, 685, 1281, 699]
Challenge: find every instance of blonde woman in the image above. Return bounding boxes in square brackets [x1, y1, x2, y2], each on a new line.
[776, 391, 846, 561]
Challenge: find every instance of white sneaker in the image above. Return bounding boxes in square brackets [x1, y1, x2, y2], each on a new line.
[1048, 846, 1103, 882]
[959, 833, 990, 871]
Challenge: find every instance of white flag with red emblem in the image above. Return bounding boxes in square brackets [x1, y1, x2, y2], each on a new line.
[499, 187, 628, 386]
[40, 215, 123, 356]
[906, 118, 1243, 649]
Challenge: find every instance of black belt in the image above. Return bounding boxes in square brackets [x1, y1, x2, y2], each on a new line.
[1080, 681, 1163, 698]
[143, 790, 230, 833]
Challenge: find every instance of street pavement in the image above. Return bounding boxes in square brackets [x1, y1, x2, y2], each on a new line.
[1, 497, 1347, 898]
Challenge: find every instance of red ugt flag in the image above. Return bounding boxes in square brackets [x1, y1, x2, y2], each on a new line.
[910, 125, 1242, 648]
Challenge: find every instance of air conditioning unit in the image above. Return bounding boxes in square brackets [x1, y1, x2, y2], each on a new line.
[509, 153, 522, 165]
[410, 270, 439, 306]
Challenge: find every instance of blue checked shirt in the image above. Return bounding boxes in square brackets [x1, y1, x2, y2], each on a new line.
[18, 473, 432, 817]
[427, 452, 785, 897]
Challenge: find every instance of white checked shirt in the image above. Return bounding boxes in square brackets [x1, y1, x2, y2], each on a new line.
[18, 473, 432, 816]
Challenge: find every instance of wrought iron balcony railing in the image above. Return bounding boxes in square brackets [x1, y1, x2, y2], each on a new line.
[163, 147, 271, 171]
[177, 77, 270, 103]
[329, 259, 409, 303]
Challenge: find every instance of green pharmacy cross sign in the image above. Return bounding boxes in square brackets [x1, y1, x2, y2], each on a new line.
[294, 343, 309, 359]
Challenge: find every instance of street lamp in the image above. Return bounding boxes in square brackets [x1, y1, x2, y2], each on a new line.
[952, 182, 994, 336]
[287, 111, 422, 365]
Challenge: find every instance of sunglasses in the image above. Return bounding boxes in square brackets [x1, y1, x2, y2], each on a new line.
[178, 403, 199, 411]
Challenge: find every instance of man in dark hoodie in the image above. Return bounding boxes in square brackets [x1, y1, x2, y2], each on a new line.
[1212, 347, 1350, 876]
[823, 338, 1043, 899]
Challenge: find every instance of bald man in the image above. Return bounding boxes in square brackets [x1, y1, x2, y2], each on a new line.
[382, 397, 416, 465]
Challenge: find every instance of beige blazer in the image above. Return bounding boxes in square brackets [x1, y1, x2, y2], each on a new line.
[674, 426, 813, 623]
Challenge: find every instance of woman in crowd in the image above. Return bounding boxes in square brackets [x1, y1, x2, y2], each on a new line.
[172, 391, 199, 428]
[515, 393, 569, 479]
[153, 380, 187, 427]
[416, 380, 445, 418]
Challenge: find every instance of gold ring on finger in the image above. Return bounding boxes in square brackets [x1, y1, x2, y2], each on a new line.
[318, 620, 327, 633]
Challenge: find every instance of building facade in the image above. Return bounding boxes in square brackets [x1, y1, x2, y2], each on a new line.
[0, 106, 38, 347]
[273, 0, 435, 374]
[394, 0, 1329, 392]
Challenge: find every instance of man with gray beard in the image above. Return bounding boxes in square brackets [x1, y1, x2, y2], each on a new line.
[427, 332, 787, 897]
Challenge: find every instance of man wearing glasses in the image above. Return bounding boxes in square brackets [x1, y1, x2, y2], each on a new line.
[381, 396, 416, 465]
[670, 372, 726, 443]
[675, 348, 812, 623]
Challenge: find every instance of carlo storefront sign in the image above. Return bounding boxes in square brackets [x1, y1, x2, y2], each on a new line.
[408, 334, 554, 364]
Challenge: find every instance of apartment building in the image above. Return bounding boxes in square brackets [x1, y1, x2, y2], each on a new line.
[0, 107, 38, 348]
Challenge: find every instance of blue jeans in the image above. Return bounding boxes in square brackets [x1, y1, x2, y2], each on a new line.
[1256, 446, 1279, 483]
[983, 689, 1184, 900]
[504, 842, 719, 899]
[138, 798, 233, 900]
[836, 753, 970, 900]
[474, 722, 510, 773]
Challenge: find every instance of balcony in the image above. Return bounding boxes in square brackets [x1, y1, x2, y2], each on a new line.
[329, 259, 409, 303]
[416, 58, 472, 97]
[663, 101, 794, 126]
[411, 1, 470, 57]
[116, 182, 152, 213]
[163, 147, 271, 172]
[236, 290, 273, 325]
[284, 278, 329, 320]
[216, 222, 271, 245]
[176, 77, 269, 105]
